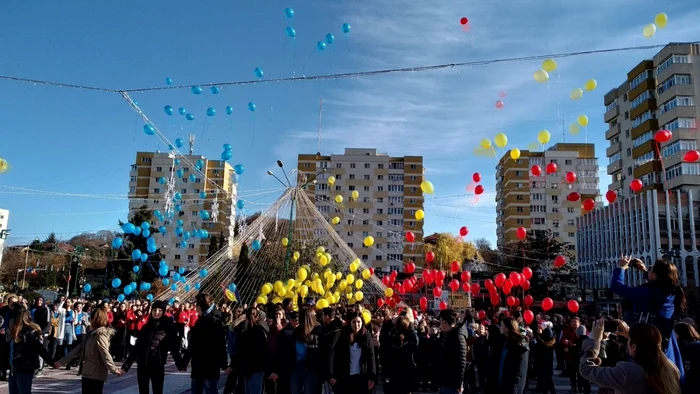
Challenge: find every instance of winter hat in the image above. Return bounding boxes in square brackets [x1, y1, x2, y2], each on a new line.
[152, 300, 167, 311]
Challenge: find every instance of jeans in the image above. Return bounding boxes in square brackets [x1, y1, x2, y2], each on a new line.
[244, 371, 264, 394]
[290, 362, 319, 394]
[191, 378, 220, 394]
[439, 386, 460, 394]
[8, 372, 34, 394]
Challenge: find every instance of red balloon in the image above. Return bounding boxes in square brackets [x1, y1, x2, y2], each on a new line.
[433, 287, 442, 297]
[426, 251, 435, 263]
[490, 295, 500, 306]
[405, 261, 416, 274]
[546, 162, 558, 174]
[684, 150, 700, 163]
[494, 273, 506, 288]
[435, 279, 444, 288]
[654, 130, 671, 143]
[565, 171, 577, 183]
[522, 267, 533, 280]
[554, 255, 566, 267]
[531, 165, 542, 177]
[514, 298, 521, 307]
[583, 198, 595, 211]
[390, 270, 398, 278]
[509, 272, 521, 287]
[381, 276, 390, 286]
[461, 271, 471, 283]
[449, 279, 460, 292]
[406, 232, 415, 242]
[472, 172, 481, 182]
[436, 270, 446, 281]
[459, 226, 469, 237]
[523, 310, 534, 324]
[470, 282, 480, 294]
[377, 298, 385, 308]
[516, 227, 527, 239]
[462, 282, 470, 292]
[450, 260, 461, 273]
[521, 279, 530, 291]
[542, 297, 554, 311]
[387, 298, 396, 308]
[630, 179, 643, 192]
[567, 299, 580, 313]
[567, 192, 580, 202]
[506, 296, 516, 307]
[605, 190, 617, 203]
[460, 17, 468, 25]
[478, 310, 486, 320]
[419, 296, 428, 311]
[439, 300, 448, 310]
[475, 185, 484, 195]
[368, 267, 375, 275]
[524, 295, 534, 306]
[502, 281, 512, 295]
[484, 279, 494, 289]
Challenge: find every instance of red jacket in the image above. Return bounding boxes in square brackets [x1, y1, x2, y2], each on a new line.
[107, 311, 114, 325]
[136, 315, 149, 331]
[175, 310, 189, 325]
[127, 311, 139, 331]
[187, 309, 198, 327]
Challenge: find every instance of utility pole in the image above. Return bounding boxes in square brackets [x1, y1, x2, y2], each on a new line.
[69, 246, 85, 296]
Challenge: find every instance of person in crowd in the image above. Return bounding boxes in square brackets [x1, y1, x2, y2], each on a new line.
[8, 307, 57, 394]
[273, 306, 323, 394]
[580, 319, 681, 394]
[174, 303, 189, 350]
[235, 307, 269, 394]
[674, 321, 700, 393]
[121, 300, 183, 394]
[436, 308, 468, 394]
[30, 297, 51, 372]
[266, 305, 287, 393]
[531, 321, 556, 394]
[487, 316, 529, 394]
[320, 307, 343, 392]
[58, 298, 77, 368]
[561, 316, 580, 391]
[329, 311, 376, 394]
[111, 303, 129, 362]
[574, 325, 591, 394]
[266, 310, 299, 394]
[223, 307, 247, 394]
[612, 257, 687, 340]
[382, 315, 418, 394]
[72, 302, 89, 369]
[57, 308, 122, 393]
[178, 293, 229, 394]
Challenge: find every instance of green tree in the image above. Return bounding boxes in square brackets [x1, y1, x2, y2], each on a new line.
[474, 237, 498, 266]
[425, 233, 482, 271]
[42, 233, 58, 251]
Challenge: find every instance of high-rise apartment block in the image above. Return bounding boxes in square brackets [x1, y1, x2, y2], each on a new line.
[496, 143, 600, 250]
[604, 43, 700, 198]
[0, 208, 9, 269]
[128, 152, 235, 271]
[297, 148, 424, 272]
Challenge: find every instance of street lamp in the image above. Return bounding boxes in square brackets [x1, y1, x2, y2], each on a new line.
[21, 238, 39, 289]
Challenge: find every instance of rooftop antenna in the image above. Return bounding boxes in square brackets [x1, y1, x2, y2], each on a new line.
[188, 134, 195, 155]
[317, 96, 324, 154]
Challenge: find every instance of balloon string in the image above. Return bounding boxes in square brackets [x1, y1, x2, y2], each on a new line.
[292, 39, 297, 76]
[301, 47, 315, 75]
[201, 118, 212, 138]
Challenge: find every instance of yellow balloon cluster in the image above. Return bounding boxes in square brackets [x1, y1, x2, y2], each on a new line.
[415, 209, 425, 220]
[420, 180, 435, 194]
[494, 133, 508, 148]
[537, 130, 551, 145]
[510, 148, 521, 160]
[570, 88, 584, 101]
[533, 70, 549, 83]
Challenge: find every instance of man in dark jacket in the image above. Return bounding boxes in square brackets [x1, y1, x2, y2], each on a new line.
[321, 307, 343, 383]
[31, 297, 51, 371]
[179, 294, 229, 394]
[437, 308, 468, 394]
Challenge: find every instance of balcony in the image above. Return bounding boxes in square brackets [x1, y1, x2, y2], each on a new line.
[607, 160, 622, 175]
[605, 124, 621, 140]
[606, 142, 621, 157]
[604, 106, 619, 123]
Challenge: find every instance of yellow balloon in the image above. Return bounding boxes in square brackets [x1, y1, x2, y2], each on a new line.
[570, 88, 584, 100]
[346, 274, 355, 284]
[569, 123, 580, 136]
[494, 133, 508, 148]
[542, 58, 558, 72]
[643, 23, 656, 39]
[276, 288, 287, 297]
[385, 288, 394, 298]
[510, 148, 521, 160]
[655, 13, 668, 29]
[328, 176, 335, 185]
[0, 158, 9, 174]
[577, 115, 589, 127]
[325, 253, 332, 264]
[274, 280, 284, 293]
[355, 279, 364, 289]
[297, 267, 308, 281]
[415, 209, 425, 220]
[331, 216, 340, 225]
[351, 190, 359, 199]
[318, 254, 329, 266]
[349, 262, 358, 272]
[256, 296, 267, 305]
[317, 299, 329, 309]
[352, 258, 361, 266]
[338, 280, 347, 291]
[480, 138, 492, 149]
[293, 251, 300, 261]
[363, 236, 375, 247]
[334, 195, 343, 204]
[361, 310, 371, 325]
[354, 291, 364, 302]
[420, 180, 435, 194]
[316, 246, 325, 254]
[533, 69, 549, 83]
[584, 79, 597, 92]
[272, 297, 282, 304]
[286, 279, 296, 290]
[336, 272, 343, 280]
[537, 130, 551, 145]
[361, 268, 371, 280]
[261, 283, 272, 295]
[281, 237, 289, 247]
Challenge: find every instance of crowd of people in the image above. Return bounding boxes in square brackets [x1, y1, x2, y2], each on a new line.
[0, 256, 698, 394]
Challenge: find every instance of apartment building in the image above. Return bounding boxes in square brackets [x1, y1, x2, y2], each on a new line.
[128, 152, 235, 270]
[297, 148, 424, 272]
[604, 43, 700, 198]
[496, 143, 600, 250]
[0, 208, 9, 269]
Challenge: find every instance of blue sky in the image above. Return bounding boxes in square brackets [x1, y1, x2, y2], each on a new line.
[0, 0, 698, 247]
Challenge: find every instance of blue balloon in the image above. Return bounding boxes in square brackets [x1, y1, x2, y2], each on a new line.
[111, 237, 124, 249]
[177, 219, 184, 226]
[159, 266, 169, 277]
[142, 229, 150, 238]
[199, 269, 208, 278]
[195, 282, 201, 290]
[147, 294, 154, 301]
[175, 204, 182, 212]
[228, 283, 237, 292]
[211, 86, 220, 94]
[185, 284, 191, 292]
[186, 113, 195, 121]
[183, 231, 191, 240]
[236, 200, 245, 209]
[247, 102, 256, 112]
[197, 159, 205, 168]
[162, 278, 170, 286]
[168, 144, 174, 150]
[140, 282, 149, 291]
[285, 26, 297, 38]
[254, 67, 264, 78]
[131, 249, 142, 260]
[159, 260, 167, 267]
[133, 265, 140, 273]
[176, 169, 183, 178]
[180, 276, 186, 283]
[225, 106, 234, 115]
[175, 138, 184, 148]
[117, 294, 125, 302]
[207, 107, 216, 117]
[200, 229, 209, 238]
[112, 278, 122, 288]
[179, 267, 186, 275]
[316, 41, 326, 51]
[171, 283, 178, 291]
[199, 210, 210, 220]
[147, 236, 156, 245]
[221, 151, 232, 161]
[164, 105, 174, 115]
[83, 284, 92, 292]
[174, 273, 181, 281]
[174, 192, 182, 200]
[178, 107, 187, 115]
[285, 7, 294, 18]
[141, 221, 150, 230]
[325, 33, 335, 44]
[158, 176, 167, 184]
[199, 191, 207, 199]
[234, 164, 245, 175]
[179, 241, 187, 248]
[189, 174, 196, 182]
[158, 226, 167, 235]
[252, 240, 262, 251]
[134, 227, 142, 236]
[122, 223, 136, 234]
[144, 124, 156, 135]
[342, 23, 351, 33]
[154, 209, 162, 218]
[191, 86, 203, 94]
[165, 77, 173, 85]
[223, 143, 232, 151]
[169, 298, 175, 305]
[175, 226, 184, 235]
[124, 285, 133, 295]
[140, 253, 148, 262]
[147, 243, 157, 253]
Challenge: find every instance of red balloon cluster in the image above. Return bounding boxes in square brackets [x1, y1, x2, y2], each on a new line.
[516, 227, 527, 239]
[605, 190, 617, 203]
[406, 232, 415, 242]
[684, 150, 700, 163]
[531, 165, 542, 177]
[583, 198, 595, 211]
[459, 226, 469, 237]
[565, 171, 577, 183]
[630, 179, 643, 192]
[654, 130, 671, 143]
[546, 162, 558, 174]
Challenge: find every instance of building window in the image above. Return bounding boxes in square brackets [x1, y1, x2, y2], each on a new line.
[141, 157, 151, 163]
[632, 131, 653, 148]
[377, 186, 384, 191]
[631, 90, 655, 109]
[154, 188, 160, 193]
[626, 148, 631, 157]
[632, 110, 654, 128]
[625, 129, 630, 138]
[319, 161, 329, 168]
[629, 69, 653, 90]
[376, 208, 383, 214]
[364, 186, 370, 191]
[516, 207, 524, 212]
[656, 55, 690, 74]
[568, 232, 575, 237]
[377, 175, 384, 180]
[565, 160, 572, 165]
[350, 163, 356, 168]
[376, 220, 383, 226]
[663, 117, 696, 131]
[175, 254, 181, 260]
[410, 165, 417, 170]
[336, 163, 342, 168]
[665, 163, 700, 180]
[516, 195, 524, 200]
[662, 140, 697, 158]
[659, 96, 695, 115]
[567, 207, 575, 213]
[515, 171, 522, 176]
[378, 164, 384, 169]
[658, 74, 692, 95]
[516, 219, 524, 224]
[347, 220, 354, 225]
[349, 174, 355, 180]
[364, 175, 370, 180]
[551, 196, 558, 202]
[303, 163, 310, 168]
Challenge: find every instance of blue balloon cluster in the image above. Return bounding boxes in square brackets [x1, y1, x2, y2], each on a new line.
[221, 142, 233, 161]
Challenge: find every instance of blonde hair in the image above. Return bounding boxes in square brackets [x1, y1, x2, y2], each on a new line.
[11, 309, 41, 343]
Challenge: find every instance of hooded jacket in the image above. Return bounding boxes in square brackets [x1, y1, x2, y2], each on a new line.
[181, 307, 228, 380]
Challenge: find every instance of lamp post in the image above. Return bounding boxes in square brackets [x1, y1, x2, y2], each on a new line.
[21, 238, 39, 289]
